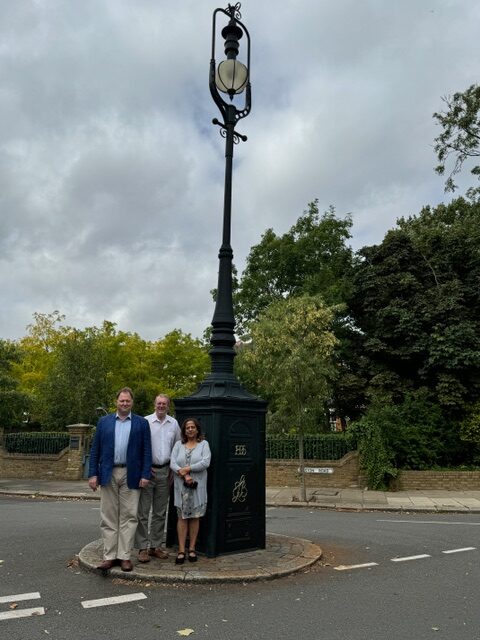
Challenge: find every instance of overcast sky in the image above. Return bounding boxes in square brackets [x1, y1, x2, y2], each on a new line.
[1, 1, 479, 342]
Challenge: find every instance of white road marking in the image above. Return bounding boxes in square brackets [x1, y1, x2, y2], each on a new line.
[0, 592, 41, 604]
[442, 547, 476, 554]
[377, 519, 480, 526]
[0, 607, 45, 621]
[334, 562, 378, 571]
[81, 593, 147, 609]
[391, 554, 431, 562]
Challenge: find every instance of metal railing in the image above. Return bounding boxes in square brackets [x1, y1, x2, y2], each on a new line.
[266, 434, 355, 460]
[3, 432, 70, 456]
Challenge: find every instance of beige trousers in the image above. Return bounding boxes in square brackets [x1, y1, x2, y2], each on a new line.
[100, 467, 140, 560]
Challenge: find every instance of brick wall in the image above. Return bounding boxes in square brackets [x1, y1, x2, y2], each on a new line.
[0, 449, 70, 479]
[392, 470, 480, 491]
[266, 451, 360, 488]
[0, 424, 91, 480]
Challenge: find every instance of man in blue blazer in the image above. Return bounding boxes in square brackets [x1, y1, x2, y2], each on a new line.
[88, 387, 152, 572]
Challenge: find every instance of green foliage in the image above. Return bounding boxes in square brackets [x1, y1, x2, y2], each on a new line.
[364, 392, 449, 469]
[7, 314, 210, 430]
[349, 197, 480, 415]
[13, 311, 68, 423]
[236, 295, 338, 428]
[147, 329, 210, 402]
[350, 391, 474, 488]
[460, 402, 480, 446]
[236, 294, 339, 501]
[235, 200, 354, 336]
[39, 328, 111, 430]
[233, 200, 365, 423]
[4, 432, 70, 455]
[0, 339, 30, 427]
[433, 84, 480, 193]
[348, 417, 396, 490]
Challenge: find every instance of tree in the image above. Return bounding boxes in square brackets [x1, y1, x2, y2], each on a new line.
[0, 340, 30, 427]
[349, 197, 480, 416]
[74, 324, 210, 416]
[233, 200, 365, 422]
[12, 311, 69, 425]
[146, 329, 210, 406]
[12, 314, 211, 428]
[40, 329, 110, 429]
[433, 84, 480, 193]
[236, 295, 338, 501]
[235, 200, 354, 335]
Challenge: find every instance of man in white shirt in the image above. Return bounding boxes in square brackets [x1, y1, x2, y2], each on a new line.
[135, 394, 181, 561]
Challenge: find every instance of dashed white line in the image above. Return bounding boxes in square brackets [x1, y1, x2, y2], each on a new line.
[442, 547, 476, 554]
[377, 519, 480, 526]
[391, 554, 431, 562]
[0, 592, 41, 604]
[334, 562, 378, 571]
[0, 607, 45, 621]
[81, 593, 147, 609]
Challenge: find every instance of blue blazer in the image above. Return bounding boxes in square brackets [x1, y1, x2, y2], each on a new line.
[88, 413, 152, 490]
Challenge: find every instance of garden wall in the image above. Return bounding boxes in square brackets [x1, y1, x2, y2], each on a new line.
[266, 451, 360, 488]
[0, 424, 92, 480]
[392, 470, 480, 491]
[0, 448, 69, 480]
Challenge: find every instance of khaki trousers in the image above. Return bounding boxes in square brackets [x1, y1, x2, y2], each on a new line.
[100, 467, 140, 560]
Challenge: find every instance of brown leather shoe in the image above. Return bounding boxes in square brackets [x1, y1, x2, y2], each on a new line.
[97, 559, 114, 570]
[120, 559, 133, 572]
[138, 549, 150, 563]
[149, 547, 169, 559]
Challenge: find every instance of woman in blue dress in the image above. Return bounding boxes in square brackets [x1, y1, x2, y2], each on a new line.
[170, 418, 211, 564]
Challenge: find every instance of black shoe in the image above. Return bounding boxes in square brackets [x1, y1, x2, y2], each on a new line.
[175, 553, 185, 565]
[188, 551, 197, 563]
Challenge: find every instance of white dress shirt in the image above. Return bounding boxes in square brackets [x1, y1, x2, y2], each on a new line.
[145, 413, 181, 465]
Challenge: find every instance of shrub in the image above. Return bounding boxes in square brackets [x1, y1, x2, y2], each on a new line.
[348, 418, 396, 489]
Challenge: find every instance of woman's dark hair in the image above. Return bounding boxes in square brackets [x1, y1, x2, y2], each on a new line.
[180, 417, 204, 443]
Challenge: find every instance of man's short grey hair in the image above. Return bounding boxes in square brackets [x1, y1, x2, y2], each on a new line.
[155, 394, 170, 405]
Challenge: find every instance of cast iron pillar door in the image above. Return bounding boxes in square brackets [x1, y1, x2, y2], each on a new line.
[171, 3, 267, 558]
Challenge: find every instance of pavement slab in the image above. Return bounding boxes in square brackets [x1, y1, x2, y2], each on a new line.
[2, 479, 480, 514]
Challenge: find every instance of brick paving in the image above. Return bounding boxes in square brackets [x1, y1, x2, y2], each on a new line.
[79, 534, 322, 583]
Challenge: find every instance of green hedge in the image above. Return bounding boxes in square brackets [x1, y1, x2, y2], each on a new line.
[4, 432, 70, 455]
[266, 434, 355, 460]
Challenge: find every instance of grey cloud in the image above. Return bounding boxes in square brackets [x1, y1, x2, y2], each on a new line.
[1, 0, 480, 341]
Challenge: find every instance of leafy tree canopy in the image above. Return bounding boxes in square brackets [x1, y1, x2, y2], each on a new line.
[434, 84, 480, 193]
[0, 339, 30, 427]
[236, 295, 339, 433]
[8, 314, 210, 430]
[349, 196, 480, 414]
[40, 328, 111, 430]
[235, 200, 354, 335]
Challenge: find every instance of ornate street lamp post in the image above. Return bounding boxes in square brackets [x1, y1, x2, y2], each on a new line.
[171, 3, 267, 558]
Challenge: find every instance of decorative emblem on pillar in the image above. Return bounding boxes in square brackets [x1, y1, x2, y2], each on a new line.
[232, 474, 248, 503]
